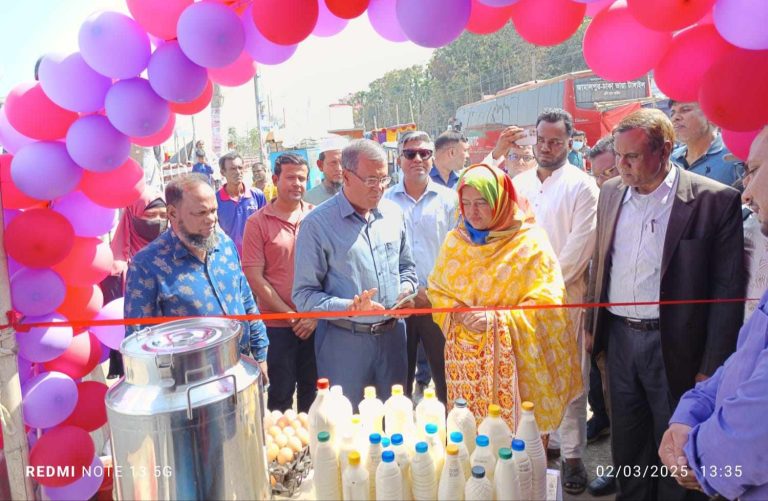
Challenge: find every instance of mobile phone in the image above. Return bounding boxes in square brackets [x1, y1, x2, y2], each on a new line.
[515, 126, 537, 146]
[391, 291, 418, 310]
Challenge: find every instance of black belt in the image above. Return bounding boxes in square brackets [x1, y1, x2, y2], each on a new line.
[327, 318, 397, 336]
[609, 312, 660, 332]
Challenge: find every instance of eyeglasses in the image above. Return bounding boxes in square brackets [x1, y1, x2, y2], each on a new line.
[536, 137, 566, 149]
[402, 148, 433, 161]
[347, 169, 391, 188]
[590, 166, 618, 179]
[509, 153, 535, 162]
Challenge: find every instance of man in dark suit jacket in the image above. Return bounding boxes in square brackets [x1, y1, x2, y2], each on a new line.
[585, 109, 745, 501]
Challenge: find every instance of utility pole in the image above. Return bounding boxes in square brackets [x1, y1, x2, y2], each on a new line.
[531, 50, 537, 82]
[395, 103, 400, 125]
[408, 97, 415, 124]
[252, 75, 264, 163]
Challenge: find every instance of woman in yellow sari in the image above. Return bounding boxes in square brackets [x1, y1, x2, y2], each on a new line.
[428, 163, 581, 433]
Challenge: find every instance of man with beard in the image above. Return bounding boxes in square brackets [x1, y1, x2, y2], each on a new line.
[216, 152, 266, 256]
[124, 173, 269, 380]
[304, 136, 348, 205]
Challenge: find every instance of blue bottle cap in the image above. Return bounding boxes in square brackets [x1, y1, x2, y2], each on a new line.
[425, 423, 438, 435]
[382, 437, 391, 447]
[511, 439, 525, 451]
[415, 442, 428, 454]
[382, 450, 395, 463]
[450, 431, 463, 443]
[369, 433, 382, 445]
[472, 466, 486, 479]
[391, 433, 404, 446]
[454, 398, 468, 408]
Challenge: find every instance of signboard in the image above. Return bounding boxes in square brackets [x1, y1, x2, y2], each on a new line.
[574, 76, 648, 106]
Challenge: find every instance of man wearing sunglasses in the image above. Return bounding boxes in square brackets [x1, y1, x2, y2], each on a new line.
[431, 130, 470, 188]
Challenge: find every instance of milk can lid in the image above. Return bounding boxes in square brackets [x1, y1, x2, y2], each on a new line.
[121, 318, 241, 358]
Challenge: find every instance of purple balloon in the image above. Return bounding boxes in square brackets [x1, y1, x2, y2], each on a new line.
[53, 191, 118, 238]
[242, 8, 298, 65]
[714, 0, 768, 50]
[66, 115, 130, 173]
[90, 298, 125, 350]
[314, 0, 348, 37]
[10, 142, 83, 201]
[22, 371, 78, 429]
[148, 41, 208, 103]
[38, 53, 112, 113]
[397, 0, 470, 48]
[477, 0, 520, 5]
[18, 356, 35, 385]
[10, 268, 67, 317]
[0, 108, 35, 154]
[79, 11, 152, 79]
[17, 313, 73, 363]
[368, 0, 408, 42]
[44, 456, 103, 501]
[105, 78, 170, 137]
[178, 2, 245, 68]
[7, 255, 22, 277]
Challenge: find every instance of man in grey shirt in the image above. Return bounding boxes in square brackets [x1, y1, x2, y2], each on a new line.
[293, 139, 418, 408]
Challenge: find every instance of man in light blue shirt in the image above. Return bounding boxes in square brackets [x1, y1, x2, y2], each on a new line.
[384, 131, 457, 405]
[292, 139, 418, 408]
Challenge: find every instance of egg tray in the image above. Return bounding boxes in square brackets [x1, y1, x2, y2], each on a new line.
[269, 445, 312, 497]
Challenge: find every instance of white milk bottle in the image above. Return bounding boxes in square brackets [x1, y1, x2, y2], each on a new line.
[343, 450, 370, 501]
[464, 466, 493, 501]
[313, 431, 341, 500]
[351, 414, 369, 461]
[449, 431, 471, 480]
[511, 439, 532, 501]
[425, 423, 445, 478]
[447, 398, 477, 454]
[410, 441, 437, 501]
[376, 450, 403, 501]
[384, 384, 415, 439]
[367, 433, 383, 500]
[469, 434, 496, 481]
[478, 404, 511, 458]
[359, 386, 385, 434]
[330, 384, 353, 430]
[308, 378, 334, 458]
[339, 429, 357, 472]
[438, 444, 465, 501]
[515, 401, 546, 501]
[416, 388, 446, 443]
[390, 433, 412, 500]
[494, 447, 521, 501]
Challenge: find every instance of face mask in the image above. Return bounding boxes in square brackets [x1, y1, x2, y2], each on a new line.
[133, 216, 168, 241]
[572, 141, 584, 151]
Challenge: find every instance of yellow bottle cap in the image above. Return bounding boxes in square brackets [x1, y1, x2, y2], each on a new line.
[352, 415, 361, 425]
[488, 404, 501, 417]
[364, 386, 377, 399]
[392, 384, 404, 396]
[348, 451, 361, 466]
[424, 388, 435, 399]
[446, 444, 459, 455]
[521, 401, 534, 412]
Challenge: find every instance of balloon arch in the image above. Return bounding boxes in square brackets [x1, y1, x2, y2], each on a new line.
[0, 0, 766, 498]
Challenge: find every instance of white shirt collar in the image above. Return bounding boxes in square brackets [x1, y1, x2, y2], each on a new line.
[622, 165, 678, 205]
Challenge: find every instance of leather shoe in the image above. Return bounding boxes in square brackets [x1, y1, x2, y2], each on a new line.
[587, 475, 617, 497]
[587, 415, 611, 443]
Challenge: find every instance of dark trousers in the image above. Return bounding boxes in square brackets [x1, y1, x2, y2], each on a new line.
[415, 342, 432, 384]
[589, 355, 610, 422]
[266, 326, 317, 413]
[405, 315, 447, 405]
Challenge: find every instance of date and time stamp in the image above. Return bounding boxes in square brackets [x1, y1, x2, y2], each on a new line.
[596, 464, 743, 479]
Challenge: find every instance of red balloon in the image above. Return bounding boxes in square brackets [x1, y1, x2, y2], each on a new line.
[510, 0, 585, 46]
[466, 0, 514, 34]
[627, 0, 715, 32]
[57, 285, 104, 322]
[126, 0, 193, 40]
[60, 381, 108, 432]
[4, 209, 75, 268]
[3, 82, 79, 141]
[29, 426, 94, 487]
[132, 113, 176, 147]
[43, 332, 102, 379]
[1, 154, 44, 209]
[326, 0, 369, 19]
[721, 128, 761, 161]
[252, 0, 319, 45]
[699, 49, 768, 132]
[169, 79, 213, 115]
[53, 237, 114, 287]
[80, 157, 145, 209]
[208, 52, 257, 87]
[654, 25, 736, 102]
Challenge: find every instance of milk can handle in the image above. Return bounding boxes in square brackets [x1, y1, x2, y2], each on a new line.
[186, 374, 237, 420]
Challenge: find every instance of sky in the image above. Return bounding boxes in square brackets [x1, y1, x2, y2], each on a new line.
[0, 0, 434, 147]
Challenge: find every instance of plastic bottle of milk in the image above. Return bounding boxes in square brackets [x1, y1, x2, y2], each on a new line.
[376, 450, 403, 501]
[494, 447, 521, 501]
[478, 404, 511, 458]
[343, 450, 370, 501]
[425, 423, 445, 478]
[351, 414, 370, 462]
[308, 378, 335, 459]
[313, 431, 341, 500]
[464, 466, 493, 501]
[359, 386, 385, 434]
[447, 398, 477, 454]
[339, 429, 357, 472]
[411, 441, 437, 501]
[390, 433, 412, 500]
[331, 384, 353, 430]
[384, 384, 415, 439]
[416, 388, 446, 443]
[449, 432, 471, 480]
[515, 401, 546, 501]
[470, 435, 496, 481]
[438, 444, 465, 501]
[511, 439, 532, 501]
[367, 433, 383, 500]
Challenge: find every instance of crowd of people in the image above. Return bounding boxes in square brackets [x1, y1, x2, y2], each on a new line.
[116, 103, 768, 500]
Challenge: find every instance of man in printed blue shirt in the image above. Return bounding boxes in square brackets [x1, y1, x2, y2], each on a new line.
[125, 173, 269, 379]
[216, 152, 267, 255]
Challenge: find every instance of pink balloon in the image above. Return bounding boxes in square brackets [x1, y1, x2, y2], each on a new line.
[90, 298, 125, 350]
[53, 191, 118, 238]
[17, 314, 73, 363]
[583, 1, 672, 81]
[586, 0, 616, 17]
[396, 0, 471, 48]
[3, 82, 79, 141]
[314, 0, 349, 37]
[713, 0, 768, 50]
[242, 8, 298, 65]
[510, 0, 585, 46]
[477, 0, 519, 5]
[44, 456, 103, 501]
[368, 0, 408, 42]
[66, 115, 131, 173]
[126, 0, 194, 40]
[37, 53, 112, 113]
[208, 52, 257, 87]
[10, 268, 66, 317]
[22, 371, 78, 429]
[0, 108, 35, 155]
[79, 11, 151, 79]
[721, 128, 760, 161]
[177, 2, 245, 68]
[105, 78, 170, 138]
[11, 142, 83, 201]
[147, 41, 209, 103]
[131, 113, 176, 147]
